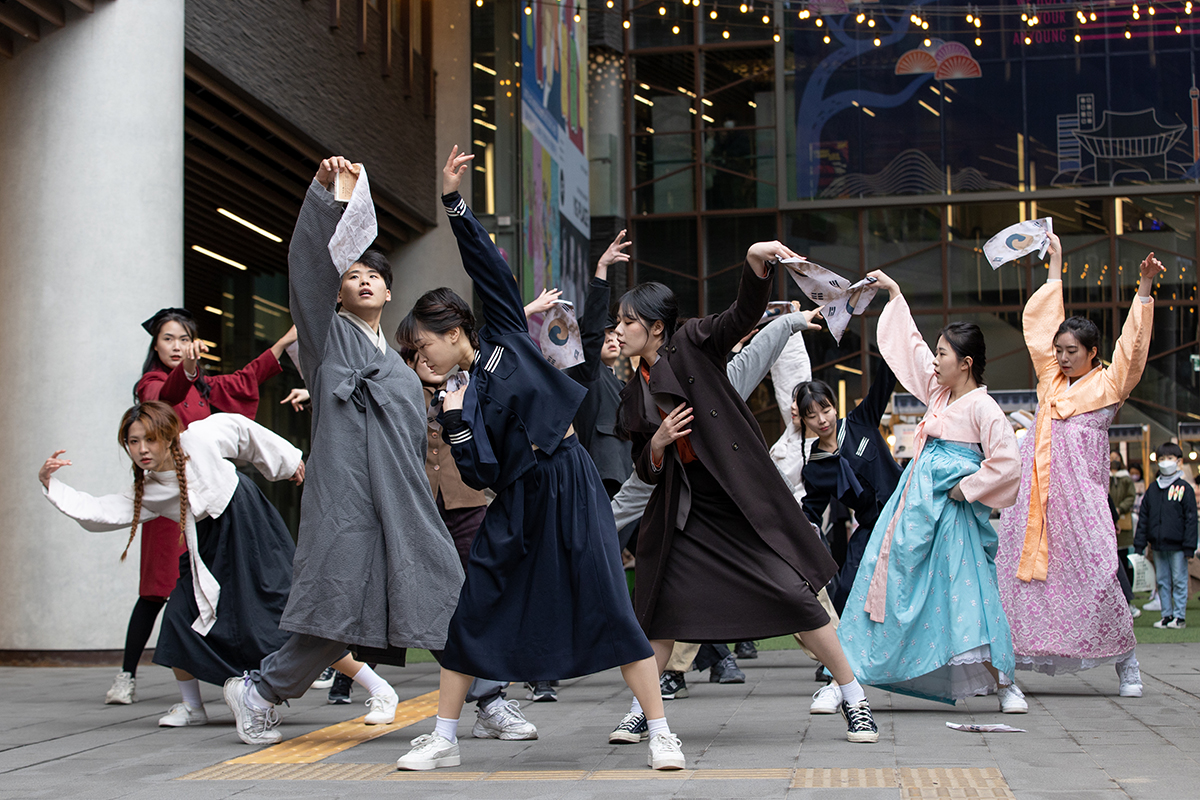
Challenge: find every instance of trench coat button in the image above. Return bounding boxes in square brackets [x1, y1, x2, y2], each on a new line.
[670, 345, 676, 353]
[432, 449, 438, 455]
[732, 442, 739, 450]
[688, 376, 694, 384]
[432, 432, 439, 439]
[433, 464, 440, 471]
[710, 410, 718, 417]
[183, 402, 188, 408]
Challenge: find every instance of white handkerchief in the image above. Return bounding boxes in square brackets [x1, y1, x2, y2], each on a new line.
[327, 165, 378, 274]
[538, 300, 585, 370]
[446, 369, 470, 393]
[946, 722, 1026, 733]
[983, 217, 1053, 270]
[780, 258, 878, 344]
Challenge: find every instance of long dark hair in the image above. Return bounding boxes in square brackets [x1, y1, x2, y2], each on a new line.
[938, 321, 986, 385]
[1054, 316, 1102, 369]
[792, 380, 837, 465]
[139, 310, 210, 399]
[618, 282, 679, 347]
[400, 287, 480, 350]
[117, 401, 188, 562]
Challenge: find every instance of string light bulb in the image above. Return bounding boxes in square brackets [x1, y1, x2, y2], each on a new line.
[922, 20, 929, 29]
[672, 24, 680, 34]
[966, 10, 974, 23]
[723, 28, 731, 38]
[774, 27, 781, 42]
[1024, 34, 1032, 43]
[524, 3, 531, 15]
[799, 7, 810, 20]
[739, 2, 748, 12]
[574, 12, 581, 22]
[475, 0, 482, 7]
[1176, 17, 1183, 32]
[1148, 3, 1155, 14]
[658, 5, 666, 15]
[1075, 32, 1082, 41]
[856, 11, 865, 23]
[762, 13, 771, 24]
[623, 18, 631, 28]
[923, 37, 932, 46]
[873, 36, 881, 46]
[815, 16, 823, 26]
[975, 36, 982, 45]
[823, 33, 831, 43]
[710, 1, 718, 19]
[1125, 22, 1132, 37]
[868, 12, 876, 27]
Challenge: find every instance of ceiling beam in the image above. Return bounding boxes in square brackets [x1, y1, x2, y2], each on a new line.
[0, 4, 40, 40]
[62, 0, 91, 10]
[15, 0, 64, 27]
[185, 93, 312, 182]
[185, 143, 302, 218]
[185, 118, 311, 197]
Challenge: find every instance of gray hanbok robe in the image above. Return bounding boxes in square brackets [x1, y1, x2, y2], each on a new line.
[279, 179, 464, 651]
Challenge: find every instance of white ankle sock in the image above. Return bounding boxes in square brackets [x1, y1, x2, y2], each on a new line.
[350, 665, 393, 697]
[839, 679, 866, 706]
[629, 696, 643, 716]
[177, 679, 202, 709]
[434, 715, 459, 743]
[646, 717, 671, 738]
[482, 694, 506, 713]
[245, 683, 273, 711]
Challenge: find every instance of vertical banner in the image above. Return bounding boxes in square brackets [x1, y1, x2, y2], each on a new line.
[522, 0, 589, 339]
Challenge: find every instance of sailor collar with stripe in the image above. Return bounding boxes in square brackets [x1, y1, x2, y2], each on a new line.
[337, 309, 387, 354]
[472, 344, 507, 375]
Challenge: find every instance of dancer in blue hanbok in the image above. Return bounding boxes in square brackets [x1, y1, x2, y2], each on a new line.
[837, 271, 1022, 706]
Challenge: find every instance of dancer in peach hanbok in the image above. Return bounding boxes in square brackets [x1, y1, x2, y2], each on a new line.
[997, 235, 1163, 699]
[837, 271, 1022, 708]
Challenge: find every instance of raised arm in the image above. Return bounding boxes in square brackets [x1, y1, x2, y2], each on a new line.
[1023, 234, 1067, 385]
[870, 271, 939, 404]
[728, 309, 819, 401]
[1098, 252, 1161, 402]
[288, 160, 352, 372]
[185, 414, 303, 482]
[849, 355, 897, 429]
[768, 311, 817, 419]
[569, 278, 612, 384]
[441, 147, 527, 336]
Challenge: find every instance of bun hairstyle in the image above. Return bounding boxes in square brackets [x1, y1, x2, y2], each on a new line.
[1054, 316, 1102, 369]
[139, 308, 210, 399]
[938, 321, 986, 385]
[117, 401, 189, 563]
[401, 287, 480, 350]
[792, 380, 838, 464]
[617, 282, 679, 345]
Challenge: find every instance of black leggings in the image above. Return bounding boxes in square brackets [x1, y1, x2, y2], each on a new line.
[123, 597, 166, 676]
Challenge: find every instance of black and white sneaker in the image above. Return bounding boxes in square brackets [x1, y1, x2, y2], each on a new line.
[660, 670, 689, 700]
[310, 666, 336, 690]
[608, 711, 648, 744]
[840, 699, 879, 743]
[734, 641, 758, 660]
[524, 681, 558, 702]
[328, 672, 353, 704]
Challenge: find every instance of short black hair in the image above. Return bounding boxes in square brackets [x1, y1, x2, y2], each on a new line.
[1156, 442, 1184, 460]
[938, 321, 986, 384]
[354, 249, 393, 289]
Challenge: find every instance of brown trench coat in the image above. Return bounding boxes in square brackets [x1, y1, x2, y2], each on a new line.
[618, 261, 839, 630]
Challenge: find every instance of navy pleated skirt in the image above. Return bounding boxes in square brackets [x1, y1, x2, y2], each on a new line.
[440, 436, 653, 681]
[153, 473, 295, 686]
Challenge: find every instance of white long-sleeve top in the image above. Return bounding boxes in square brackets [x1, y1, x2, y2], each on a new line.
[768, 321, 815, 509]
[44, 414, 302, 635]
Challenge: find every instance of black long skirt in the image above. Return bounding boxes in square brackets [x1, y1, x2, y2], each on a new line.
[440, 436, 653, 681]
[153, 473, 295, 686]
[645, 459, 829, 642]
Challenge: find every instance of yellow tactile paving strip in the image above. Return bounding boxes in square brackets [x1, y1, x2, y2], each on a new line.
[176, 689, 1013, 794]
[224, 690, 440, 765]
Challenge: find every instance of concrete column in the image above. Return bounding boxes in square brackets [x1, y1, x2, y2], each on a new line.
[0, 0, 185, 651]
[382, 0, 475, 340]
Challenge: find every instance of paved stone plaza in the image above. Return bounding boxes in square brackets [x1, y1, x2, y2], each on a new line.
[2, 644, 1198, 799]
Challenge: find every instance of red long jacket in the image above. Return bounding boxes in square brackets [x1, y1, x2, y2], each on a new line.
[135, 349, 282, 427]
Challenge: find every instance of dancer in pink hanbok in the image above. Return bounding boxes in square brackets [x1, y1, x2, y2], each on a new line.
[997, 234, 1164, 699]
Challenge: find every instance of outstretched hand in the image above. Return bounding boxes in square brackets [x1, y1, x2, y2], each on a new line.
[443, 145, 475, 196]
[39, 450, 71, 488]
[281, 388, 310, 411]
[524, 287, 563, 318]
[801, 307, 823, 331]
[597, 229, 632, 278]
[865, 269, 900, 298]
[181, 339, 209, 377]
[316, 156, 357, 189]
[1137, 252, 1165, 297]
[745, 240, 802, 277]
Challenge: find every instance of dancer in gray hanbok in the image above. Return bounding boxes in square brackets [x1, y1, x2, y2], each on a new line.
[223, 156, 465, 746]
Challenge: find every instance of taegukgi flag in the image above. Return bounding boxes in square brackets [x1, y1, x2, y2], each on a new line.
[983, 217, 1053, 270]
[538, 300, 584, 370]
[780, 258, 878, 344]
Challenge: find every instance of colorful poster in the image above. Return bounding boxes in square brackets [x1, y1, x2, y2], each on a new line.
[522, 0, 589, 337]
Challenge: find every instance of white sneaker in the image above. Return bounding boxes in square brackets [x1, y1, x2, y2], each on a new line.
[158, 702, 208, 727]
[1168, 618, 1187, 629]
[998, 683, 1028, 714]
[396, 733, 461, 771]
[310, 666, 336, 690]
[1117, 657, 1144, 697]
[223, 675, 283, 746]
[1129, 603, 1142, 619]
[647, 732, 685, 770]
[364, 689, 399, 725]
[105, 671, 137, 705]
[810, 682, 843, 714]
[472, 699, 538, 740]
[1144, 596, 1162, 611]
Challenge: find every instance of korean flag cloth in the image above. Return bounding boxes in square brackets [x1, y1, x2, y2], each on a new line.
[780, 258, 878, 344]
[538, 300, 585, 370]
[983, 217, 1053, 270]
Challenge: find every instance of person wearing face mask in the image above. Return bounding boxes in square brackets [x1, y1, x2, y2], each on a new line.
[1134, 443, 1199, 630]
[996, 235, 1163, 700]
[835, 270, 1023, 711]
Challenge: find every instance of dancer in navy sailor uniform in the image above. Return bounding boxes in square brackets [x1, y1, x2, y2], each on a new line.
[393, 147, 682, 772]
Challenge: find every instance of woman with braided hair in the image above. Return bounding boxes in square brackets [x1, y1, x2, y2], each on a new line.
[39, 401, 304, 729]
[102, 308, 296, 707]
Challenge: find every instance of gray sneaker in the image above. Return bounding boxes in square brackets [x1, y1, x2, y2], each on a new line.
[105, 671, 137, 705]
[472, 699, 538, 740]
[223, 674, 282, 746]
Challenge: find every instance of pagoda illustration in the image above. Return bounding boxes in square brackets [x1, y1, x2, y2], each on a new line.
[1053, 94, 1188, 186]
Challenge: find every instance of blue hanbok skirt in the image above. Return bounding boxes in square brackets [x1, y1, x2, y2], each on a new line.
[837, 438, 1015, 705]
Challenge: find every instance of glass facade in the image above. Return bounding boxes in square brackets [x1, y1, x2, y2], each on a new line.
[623, 1, 1200, 442]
